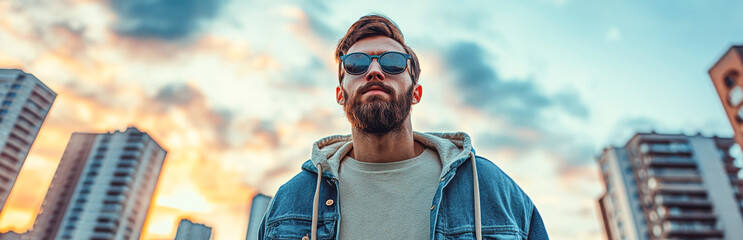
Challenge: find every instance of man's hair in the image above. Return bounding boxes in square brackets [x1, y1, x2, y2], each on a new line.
[335, 14, 421, 84]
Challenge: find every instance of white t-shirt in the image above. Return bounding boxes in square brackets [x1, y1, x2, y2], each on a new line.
[338, 148, 442, 239]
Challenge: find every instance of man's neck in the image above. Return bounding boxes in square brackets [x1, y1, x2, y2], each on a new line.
[348, 121, 424, 163]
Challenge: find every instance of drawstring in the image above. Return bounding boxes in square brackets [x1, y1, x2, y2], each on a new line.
[311, 164, 323, 240]
[470, 152, 482, 240]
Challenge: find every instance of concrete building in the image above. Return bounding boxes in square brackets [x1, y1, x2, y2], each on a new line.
[0, 230, 32, 240]
[30, 127, 166, 240]
[173, 219, 212, 240]
[245, 194, 271, 240]
[597, 132, 743, 240]
[709, 46, 743, 146]
[708, 45, 743, 197]
[0, 69, 56, 212]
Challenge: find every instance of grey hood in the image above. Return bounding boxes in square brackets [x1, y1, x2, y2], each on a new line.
[309, 131, 474, 179]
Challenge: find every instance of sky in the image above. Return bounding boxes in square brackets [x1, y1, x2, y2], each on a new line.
[0, 0, 742, 239]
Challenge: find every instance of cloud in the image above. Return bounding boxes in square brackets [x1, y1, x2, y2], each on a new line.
[444, 41, 598, 169]
[444, 41, 588, 127]
[554, 91, 590, 120]
[297, 0, 340, 41]
[108, 0, 227, 40]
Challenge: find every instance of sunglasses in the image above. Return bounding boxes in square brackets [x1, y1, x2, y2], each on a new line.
[339, 51, 411, 75]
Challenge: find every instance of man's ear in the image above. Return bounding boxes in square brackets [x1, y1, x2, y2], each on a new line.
[412, 84, 422, 104]
[336, 86, 345, 105]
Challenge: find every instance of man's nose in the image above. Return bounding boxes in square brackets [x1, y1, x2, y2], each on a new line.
[366, 59, 385, 81]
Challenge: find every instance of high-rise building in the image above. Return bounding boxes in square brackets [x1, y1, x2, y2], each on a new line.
[709, 45, 743, 147]
[0, 230, 31, 240]
[30, 127, 166, 240]
[596, 132, 743, 240]
[245, 194, 271, 240]
[173, 219, 212, 240]
[708, 45, 743, 199]
[0, 69, 56, 212]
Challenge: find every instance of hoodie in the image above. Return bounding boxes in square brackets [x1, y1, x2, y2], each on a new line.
[258, 131, 549, 240]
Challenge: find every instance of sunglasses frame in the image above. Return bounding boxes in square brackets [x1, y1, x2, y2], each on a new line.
[339, 51, 412, 76]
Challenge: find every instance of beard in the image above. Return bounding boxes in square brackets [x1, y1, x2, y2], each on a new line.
[343, 82, 414, 135]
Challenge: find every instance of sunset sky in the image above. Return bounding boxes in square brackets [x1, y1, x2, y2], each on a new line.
[1, 0, 742, 239]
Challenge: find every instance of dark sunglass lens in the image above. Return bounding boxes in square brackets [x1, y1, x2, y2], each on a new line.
[380, 53, 408, 74]
[344, 53, 371, 74]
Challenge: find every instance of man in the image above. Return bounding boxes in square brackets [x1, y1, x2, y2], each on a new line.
[259, 14, 548, 240]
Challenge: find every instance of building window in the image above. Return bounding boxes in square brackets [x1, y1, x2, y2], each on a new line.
[725, 71, 739, 88]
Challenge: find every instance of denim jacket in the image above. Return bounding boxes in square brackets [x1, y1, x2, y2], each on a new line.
[259, 132, 549, 240]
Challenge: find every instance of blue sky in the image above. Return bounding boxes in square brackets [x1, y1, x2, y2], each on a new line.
[0, 0, 741, 239]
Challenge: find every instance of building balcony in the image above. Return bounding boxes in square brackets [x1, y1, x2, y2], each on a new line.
[648, 171, 701, 181]
[93, 222, 117, 233]
[656, 197, 712, 207]
[652, 183, 706, 193]
[107, 185, 130, 194]
[113, 168, 135, 177]
[90, 232, 115, 240]
[642, 143, 692, 155]
[663, 212, 717, 221]
[101, 203, 123, 213]
[13, 119, 35, 134]
[103, 195, 127, 204]
[98, 212, 120, 221]
[27, 96, 48, 112]
[663, 228, 723, 238]
[644, 156, 697, 167]
[31, 88, 53, 105]
[120, 151, 141, 160]
[124, 142, 145, 150]
[16, 112, 35, 126]
[21, 107, 42, 121]
[110, 176, 133, 186]
[7, 133, 30, 148]
[0, 153, 20, 169]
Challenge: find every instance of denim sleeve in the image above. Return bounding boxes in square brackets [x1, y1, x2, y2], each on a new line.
[257, 197, 277, 240]
[257, 210, 267, 240]
[527, 206, 549, 239]
[258, 216, 266, 240]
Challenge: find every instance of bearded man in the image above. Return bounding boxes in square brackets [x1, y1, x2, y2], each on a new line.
[259, 14, 548, 240]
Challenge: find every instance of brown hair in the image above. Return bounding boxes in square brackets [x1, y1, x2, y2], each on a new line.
[335, 14, 421, 84]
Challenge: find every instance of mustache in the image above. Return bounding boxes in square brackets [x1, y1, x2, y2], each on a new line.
[355, 81, 395, 95]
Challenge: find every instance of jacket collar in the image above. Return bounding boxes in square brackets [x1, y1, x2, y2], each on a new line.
[303, 131, 476, 179]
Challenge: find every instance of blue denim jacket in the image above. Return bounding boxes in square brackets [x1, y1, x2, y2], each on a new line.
[259, 132, 549, 240]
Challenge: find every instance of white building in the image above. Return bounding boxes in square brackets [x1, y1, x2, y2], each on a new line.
[174, 219, 212, 240]
[30, 127, 166, 240]
[597, 132, 743, 240]
[0, 69, 56, 212]
[245, 194, 271, 240]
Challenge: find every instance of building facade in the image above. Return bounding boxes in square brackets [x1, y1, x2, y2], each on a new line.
[174, 219, 212, 240]
[245, 193, 271, 240]
[597, 132, 743, 240]
[0, 68, 56, 212]
[709, 46, 743, 148]
[30, 127, 166, 240]
[708, 45, 743, 199]
[0, 230, 32, 240]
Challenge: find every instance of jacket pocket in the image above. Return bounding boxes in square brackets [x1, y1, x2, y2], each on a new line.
[265, 215, 336, 240]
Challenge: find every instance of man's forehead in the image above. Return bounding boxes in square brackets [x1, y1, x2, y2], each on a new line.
[346, 36, 406, 54]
